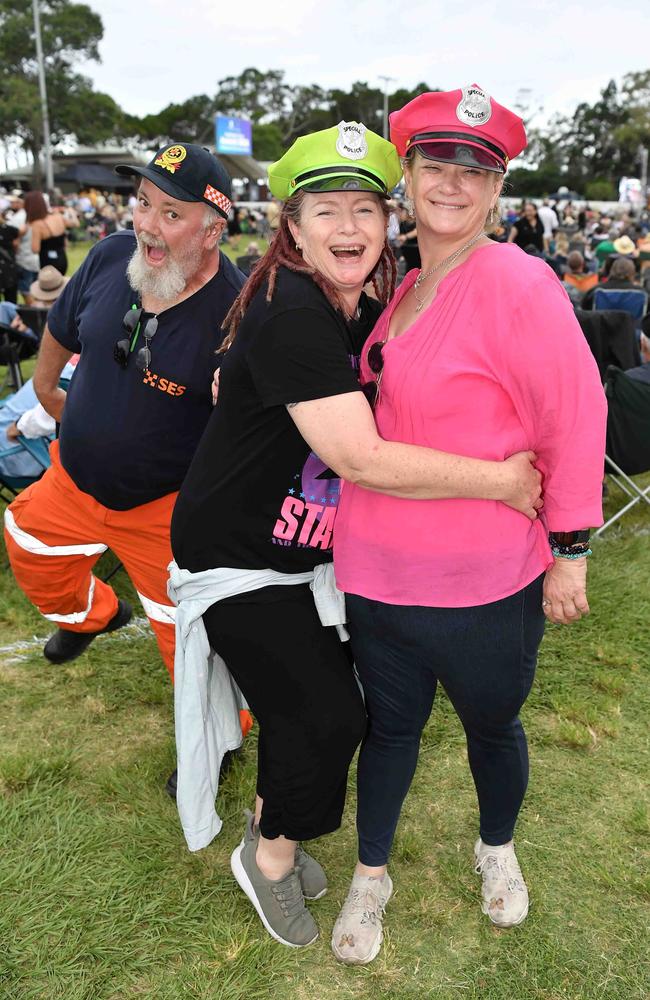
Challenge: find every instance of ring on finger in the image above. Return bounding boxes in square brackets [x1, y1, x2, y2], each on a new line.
[542, 599, 551, 607]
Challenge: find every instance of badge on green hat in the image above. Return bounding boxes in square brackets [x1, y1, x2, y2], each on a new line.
[268, 122, 402, 201]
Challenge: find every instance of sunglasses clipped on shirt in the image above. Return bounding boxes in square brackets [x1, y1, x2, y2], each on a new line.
[361, 340, 385, 408]
[113, 306, 159, 372]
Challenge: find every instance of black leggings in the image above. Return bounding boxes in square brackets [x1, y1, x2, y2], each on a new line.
[203, 584, 366, 842]
[347, 574, 546, 866]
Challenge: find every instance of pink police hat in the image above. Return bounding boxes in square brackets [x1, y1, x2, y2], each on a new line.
[390, 84, 527, 173]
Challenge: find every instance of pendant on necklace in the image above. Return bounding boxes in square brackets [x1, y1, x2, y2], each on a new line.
[415, 301, 424, 313]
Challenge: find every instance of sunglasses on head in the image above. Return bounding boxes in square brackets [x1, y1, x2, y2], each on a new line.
[361, 340, 385, 408]
[114, 307, 159, 371]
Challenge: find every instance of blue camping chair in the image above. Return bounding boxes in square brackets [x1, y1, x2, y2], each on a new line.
[593, 288, 648, 329]
[0, 431, 52, 500]
[0, 374, 72, 500]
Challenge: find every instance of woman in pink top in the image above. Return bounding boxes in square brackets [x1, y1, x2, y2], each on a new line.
[331, 87, 607, 964]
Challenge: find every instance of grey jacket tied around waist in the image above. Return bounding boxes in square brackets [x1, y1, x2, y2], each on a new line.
[167, 561, 348, 852]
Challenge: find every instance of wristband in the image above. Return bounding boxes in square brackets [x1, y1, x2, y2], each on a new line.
[549, 530, 590, 547]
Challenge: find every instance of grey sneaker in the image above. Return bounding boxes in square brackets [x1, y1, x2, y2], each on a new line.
[331, 871, 393, 965]
[243, 809, 327, 900]
[230, 837, 318, 948]
[474, 838, 529, 927]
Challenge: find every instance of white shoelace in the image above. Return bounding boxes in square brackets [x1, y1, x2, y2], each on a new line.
[475, 850, 525, 893]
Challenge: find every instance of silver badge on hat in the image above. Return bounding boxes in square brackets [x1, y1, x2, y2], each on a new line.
[336, 121, 368, 160]
[456, 85, 492, 128]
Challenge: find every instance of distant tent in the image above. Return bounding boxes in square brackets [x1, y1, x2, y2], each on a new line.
[53, 163, 132, 190]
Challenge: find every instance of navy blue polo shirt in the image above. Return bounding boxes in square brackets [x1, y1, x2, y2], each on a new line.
[48, 231, 244, 510]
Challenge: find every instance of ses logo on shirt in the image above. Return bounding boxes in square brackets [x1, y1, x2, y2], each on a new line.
[142, 370, 187, 397]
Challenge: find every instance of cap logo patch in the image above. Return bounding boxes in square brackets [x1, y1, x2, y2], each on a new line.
[155, 145, 187, 173]
[203, 184, 232, 216]
[336, 121, 368, 161]
[456, 86, 492, 128]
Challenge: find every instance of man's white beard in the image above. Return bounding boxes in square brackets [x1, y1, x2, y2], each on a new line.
[127, 230, 206, 302]
[127, 240, 187, 302]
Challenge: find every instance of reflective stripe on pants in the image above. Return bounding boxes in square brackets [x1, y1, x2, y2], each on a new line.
[5, 441, 178, 678]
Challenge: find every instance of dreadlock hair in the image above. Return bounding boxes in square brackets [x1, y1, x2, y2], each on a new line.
[219, 189, 397, 352]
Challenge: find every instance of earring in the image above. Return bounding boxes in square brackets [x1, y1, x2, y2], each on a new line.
[296, 242, 301, 251]
[404, 197, 414, 217]
[489, 205, 498, 225]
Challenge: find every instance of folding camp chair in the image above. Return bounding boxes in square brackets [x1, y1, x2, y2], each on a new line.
[594, 365, 650, 537]
[0, 433, 52, 501]
[0, 328, 25, 390]
[575, 309, 638, 381]
[593, 287, 648, 329]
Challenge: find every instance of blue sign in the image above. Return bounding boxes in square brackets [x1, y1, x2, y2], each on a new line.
[215, 115, 252, 156]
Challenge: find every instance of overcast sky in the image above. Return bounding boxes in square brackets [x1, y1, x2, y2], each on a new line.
[81, 0, 649, 127]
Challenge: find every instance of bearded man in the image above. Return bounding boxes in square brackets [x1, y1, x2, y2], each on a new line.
[4, 144, 246, 692]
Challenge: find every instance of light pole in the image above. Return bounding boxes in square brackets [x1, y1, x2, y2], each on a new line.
[639, 145, 648, 203]
[32, 0, 54, 191]
[378, 75, 396, 139]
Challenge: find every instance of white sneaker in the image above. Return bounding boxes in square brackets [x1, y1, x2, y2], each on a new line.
[331, 872, 393, 965]
[474, 839, 529, 927]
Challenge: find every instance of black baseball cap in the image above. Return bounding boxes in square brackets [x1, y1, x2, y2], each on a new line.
[115, 142, 232, 219]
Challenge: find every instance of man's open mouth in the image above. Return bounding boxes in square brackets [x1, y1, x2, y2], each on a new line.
[145, 245, 167, 263]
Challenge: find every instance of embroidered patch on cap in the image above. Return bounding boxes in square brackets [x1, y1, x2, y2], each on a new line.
[336, 121, 368, 160]
[154, 145, 187, 173]
[456, 86, 492, 128]
[203, 184, 232, 215]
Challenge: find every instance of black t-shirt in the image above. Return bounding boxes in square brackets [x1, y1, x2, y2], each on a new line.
[511, 215, 545, 251]
[171, 267, 381, 574]
[48, 230, 244, 510]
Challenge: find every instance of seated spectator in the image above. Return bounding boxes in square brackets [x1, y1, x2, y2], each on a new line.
[612, 235, 638, 261]
[563, 251, 598, 305]
[582, 257, 647, 311]
[235, 241, 263, 276]
[0, 266, 69, 358]
[1, 359, 77, 480]
[594, 229, 618, 266]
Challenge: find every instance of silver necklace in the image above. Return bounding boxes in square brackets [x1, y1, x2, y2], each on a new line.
[413, 230, 487, 312]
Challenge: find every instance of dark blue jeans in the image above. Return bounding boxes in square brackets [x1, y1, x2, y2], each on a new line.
[347, 574, 546, 866]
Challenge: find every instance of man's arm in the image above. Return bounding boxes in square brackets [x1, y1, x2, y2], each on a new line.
[33, 326, 73, 422]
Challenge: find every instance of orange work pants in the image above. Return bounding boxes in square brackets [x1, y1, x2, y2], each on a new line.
[4, 441, 253, 735]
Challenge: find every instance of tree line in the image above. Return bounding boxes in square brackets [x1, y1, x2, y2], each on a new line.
[1, 0, 649, 199]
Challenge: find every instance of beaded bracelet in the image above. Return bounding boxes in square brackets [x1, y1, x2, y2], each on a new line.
[551, 547, 592, 559]
[550, 542, 590, 555]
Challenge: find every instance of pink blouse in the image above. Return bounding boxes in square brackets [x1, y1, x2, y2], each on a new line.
[334, 243, 606, 607]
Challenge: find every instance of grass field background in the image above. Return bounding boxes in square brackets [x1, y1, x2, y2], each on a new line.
[0, 241, 648, 999]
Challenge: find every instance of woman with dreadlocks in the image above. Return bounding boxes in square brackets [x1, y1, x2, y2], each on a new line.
[169, 124, 542, 950]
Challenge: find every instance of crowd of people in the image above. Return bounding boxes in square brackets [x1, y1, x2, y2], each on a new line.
[3, 81, 644, 968]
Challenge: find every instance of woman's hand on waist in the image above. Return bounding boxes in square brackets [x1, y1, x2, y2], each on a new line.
[499, 451, 543, 521]
[542, 557, 589, 624]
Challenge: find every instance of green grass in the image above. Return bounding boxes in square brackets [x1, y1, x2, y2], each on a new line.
[2, 240, 649, 997]
[1, 491, 649, 999]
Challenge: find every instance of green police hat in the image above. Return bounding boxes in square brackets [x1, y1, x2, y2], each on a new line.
[268, 121, 402, 201]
